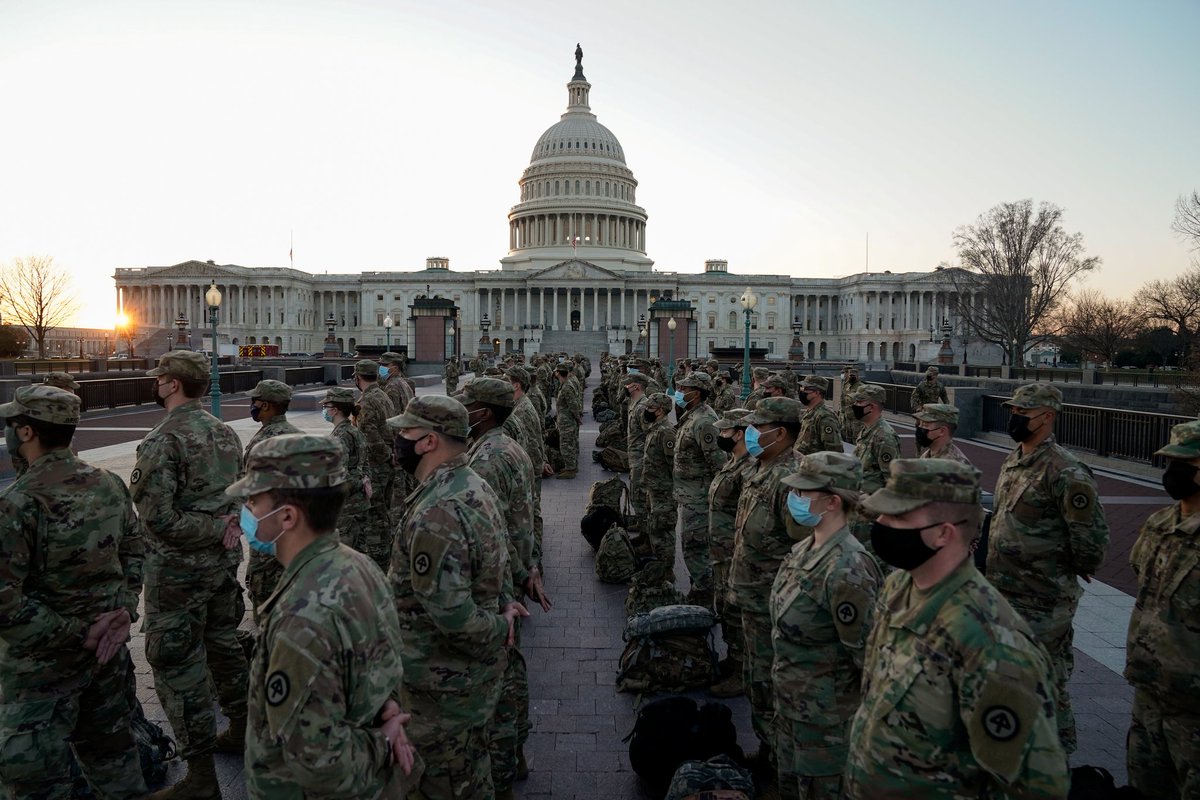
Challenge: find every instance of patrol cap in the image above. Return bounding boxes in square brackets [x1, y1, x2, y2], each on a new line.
[1003, 383, 1063, 413]
[147, 350, 210, 380]
[353, 359, 380, 377]
[705, 359, 720, 370]
[226, 434, 348, 497]
[914, 403, 959, 426]
[678, 372, 713, 392]
[385, 395, 470, 438]
[1154, 421, 1200, 460]
[713, 408, 752, 430]
[926, 366, 939, 376]
[862, 458, 982, 516]
[800, 375, 830, 394]
[43, 372, 80, 391]
[322, 387, 357, 405]
[505, 366, 531, 388]
[743, 396, 803, 426]
[248, 379, 293, 404]
[646, 392, 673, 413]
[623, 372, 650, 388]
[0, 384, 81, 426]
[482, 366, 505, 377]
[752, 367, 770, 380]
[853, 384, 887, 405]
[459, 377, 514, 408]
[782, 451, 863, 493]
[378, 351, 405, 365]
[763, 375, 788, 391]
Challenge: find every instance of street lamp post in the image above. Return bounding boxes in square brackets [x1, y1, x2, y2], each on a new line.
[740, 288, 757, 400]
[446, 320, 456, 363]
[479, 313, 491, 357]
[174, 313, 189, 351]
[103, 333, 109, 359]
[205, 282, 223, 419]
[638, 313, 648, 358]
[384, 314, 393, 351]
[666, 317, 677, 386]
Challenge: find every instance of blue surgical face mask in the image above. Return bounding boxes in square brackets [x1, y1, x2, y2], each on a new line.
[378, 366, 390, 379]
[673, 390, 686, 407]
[744, 425, 764, 457]
[240, 504, 286, 556]
[787, 492, 824, 527]
[322, 408, 335, 424]
[627, 367, 639, 375]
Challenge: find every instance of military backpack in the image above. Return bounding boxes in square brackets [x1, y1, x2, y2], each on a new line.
[581, 477, 628, 550]
[595, 524, 639, 584]
[624, 695, 745, 797]
[665, 754, 755, 800]
[616, 604, 719, 694]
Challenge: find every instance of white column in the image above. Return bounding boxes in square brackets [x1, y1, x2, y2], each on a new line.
[592, 288, 599, 331]
[606, 290, 612, 330]
[552, 289, 559, 330]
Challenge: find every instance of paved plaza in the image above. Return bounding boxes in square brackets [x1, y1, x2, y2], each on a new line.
[7, 371, 1157, 796]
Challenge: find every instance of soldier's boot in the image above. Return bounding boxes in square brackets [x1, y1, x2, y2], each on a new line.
[516, 747, 529, 780]
[708, 660, 744, 698]
[213, 715, 246, 753]
[149, 754, 221, 800]
[555, 469, 577, 479]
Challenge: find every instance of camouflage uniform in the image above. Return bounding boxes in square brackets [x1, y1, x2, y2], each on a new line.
[852, 385, 900, 494]
[444, 359, 460, 395]
[794, 377, 843, 456]
[233, 436, 409, 796]
[381, 352, 415, 414]
[130, 352, 249, 764]
[0, 386, 146, 799]
[555, 369, 583, 475]
[844, 459, 1068, 799]
[772, 453, 881, 799]
[709, 410, 753, 676]
[914, 403, 973, 467]
[503, 368, 546, 565]
[355, 360, 397, 568]
[909, 370, 949, 412]
[387, 397, 511, 799]
[728, 397, 805, 751]
[987, 384, 1108, 755]
[243, 380, 303, 616]
[625, 376, 651, 511]
[641, 394, 678, 584]
[839, 372, 862, 442]
[323, 387, 375, 559]
[673, 373, 727, 600]
[712, 383, 738, 413]
[9, 373, 80, 477]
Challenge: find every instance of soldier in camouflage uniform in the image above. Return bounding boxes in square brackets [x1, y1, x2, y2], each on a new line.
[909, 365, 949, 413]
[708, 408, 753, 698]
[986, 383, 1108, 756]
[711, 374, 737, 413]
[353, 359, 397, 567]
[1125, 421, 1200, 799]
[233, 435, 417, 794]
[443, 357, 460, 395]
[130, 351, 249, 799]
[772, 452, 881, 799]
[845, 459, 1068, 799]
[728, 397, 804, 772]
[554, 364, 582, 479]
[794, 375, 843, 455]
[387, 396, 527, 800]
[0, 386, 146, 799]
[320, 387, 377, 560]
[380, 351, 415, 414]
[743, 367, 770, 410]
[641, 393, 678, 584]
[672, 372, 727, 606]
[625, 372, 652, 511]
[849, 384, 900, 560]
[8, 373, 80, 476]
[504, 366, 549, 561]
[242, 380, 302, 618]
[914, 403, 973, 467]
[839, 368, 862, 443]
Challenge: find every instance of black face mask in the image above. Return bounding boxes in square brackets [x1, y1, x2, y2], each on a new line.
[643, 409, 657, 424]
[394, 434, 425, 475]
[716, 435, 735, 454]
[870, 520, 944, 570]
[1007, 412, 1042, 442]
[851, 405, 867, 420]
[798, 392, 812, 406]
[914, 427, 934, 449]
[1162, 460, 1200, 501]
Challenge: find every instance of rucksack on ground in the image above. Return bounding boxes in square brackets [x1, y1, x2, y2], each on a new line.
[596, 446, 629, 473]
[625, 573, 685, 615]
[624, 695, 745, 797]
[595, 418, 622, 448]
[617, 604, 718, 694]
[665, 754, 755, 800]
[596, 524, 639, 584]
[581, 477, 629, 550]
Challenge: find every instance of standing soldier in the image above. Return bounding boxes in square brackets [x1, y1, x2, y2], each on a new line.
[711, 374, 737, 413]
[444, 356, 461, 395]
[744, 367, 770, 409]
[839, 367, 862, 443]
[130, 351, 249, 798]
[387, 395, 527, 799]
[231, 435, 416, 794]
[852, 384, 900, 496]
[708, 408, 753, 698]
[914, 403, 973, 467]
[242, 379, 302, 617]
[672, 372, 727, 607]
[353, 359, 397, 567]
[0, 386, 146, 799]
[624, 372, 652, 511]
[320, 387, 376, 559]
[1125, 421, 1200, 798]
[553, 363, 582, 479]
[504, 366, 550, 564]
[380, 351, 415, 414]
[987, 383, 1108, 757]
[909, 365, 949, 413]
[794, 376, 843, 455]
[641, 393, 678, 584]
[9, 372, 80, 476]
[845, 459, 1068, 799]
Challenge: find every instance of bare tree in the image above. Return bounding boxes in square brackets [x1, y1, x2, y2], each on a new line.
[1053, 289, 1144, 366]
[0, 256, 80, 359]
[1137, 263, 1200, 361]
[1174, 190, 1200, 249]
[950, 199, 1100, 365]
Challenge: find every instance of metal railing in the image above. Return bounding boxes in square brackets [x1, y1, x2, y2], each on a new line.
[76, 377, 156, 412]
[965, 366, 1002, 378]
[1010, 367, 1086, 384]
[219, 370, 263, 394]
[283, 366, 325, 386]
[1095, 370, 1199, 389]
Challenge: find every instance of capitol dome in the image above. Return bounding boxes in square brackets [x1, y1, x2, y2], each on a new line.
[530, 118, 627, 166]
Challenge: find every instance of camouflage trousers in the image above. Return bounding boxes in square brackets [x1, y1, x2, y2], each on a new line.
[144, 559, 249, 758]
[403, 690, 496, 800]
[1128, 688, 1200, 800]
[488, 623, 530, 792]
[247, 549, 284, 623]
[676, 498, 713, 595]
[774, 715, 847, 800]
[531, 478, 545, 568]
[629, 458, 646, 512]
[840, 413, 862, 444]
[0, 650, 146, 800]
[1013, 600, 1076, 755]
[711, 558, 744, 666]
[741, 606, 777, 751]
[364, 463, 397, 572]
[643, 501, 678, 585]
[445, 376, 459, 395]
[556, 413, 580, 471]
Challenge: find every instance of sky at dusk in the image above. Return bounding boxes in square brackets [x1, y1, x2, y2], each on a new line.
[1, 0, 1197, 328]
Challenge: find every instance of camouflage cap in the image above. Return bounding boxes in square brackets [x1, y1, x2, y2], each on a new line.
[800, 375, 830, 394]
[322, 387, 357, 405]
[646, 392, 673, 413]
[147, 350, 210, 380]
[378, 351, 405, 365]
[385, 395, 470, 438]
[853, 384, 887, 404]
[926, 366, 940, 376]
[914, 402, 959, 426]
[743, 396, 804, 426]
[225, 434, 348, 497]
[482, 366, 505, 377]
[764, 375, 788, 391]
[460, 377, 515, 408]
[0, 384, 81, 426]
[782, 451, 863, 492]
[353, 359, 380, 376]
[1003, 383, 1063, 412]
[705, 359, 720, 369]
[623, 372, 650, 388]
[505, 366, 531, 388]
[248, 379, 293, 404]
[677, 372, 714, 391]
[713, 408, 752, 430]
[752, 367, 770, 380]
[1154, 420, 1200, 460]
[862, 458, 982, 516]
[43, 372, 80, 391]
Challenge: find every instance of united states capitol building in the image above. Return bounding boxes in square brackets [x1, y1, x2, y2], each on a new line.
[114, 48, 991, 366]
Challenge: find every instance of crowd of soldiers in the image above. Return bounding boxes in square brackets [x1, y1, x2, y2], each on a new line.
[2, 347, 1198, 799]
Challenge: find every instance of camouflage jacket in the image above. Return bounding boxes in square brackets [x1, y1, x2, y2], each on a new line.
[467, 427, 536, 588]
[709, 452, 752, 563]
[391, 454, 509, 727]
[673, 403, 726, 502]
[0, 449, 144, 689]
[556, 377, 582, 420]
[711, 386, 738, 413]
[744, 388, 764, 410]
[502, 394, 546, 469]
[356, 383, 396, 473]
[854, 418, 900, 494]
[330, 419, 371, 527]
[839, 380, 860, 416]
[246, 537, 404, 796]
[795, 402, 843, 455]
[770, 526, 881, 773]
[845, 559, 1068, 799]
[131, 398, 243, 565]
[444, 362, 460, 381]
[626, 394, 650, 467]
[244, 414, 303, 465]
[729, 450, 803, 613]
[383, 372, 414, 415]
[920, 440, 973, 467]
[910, 379, 948, 411]
[1125, 505, 1200, 711]
[986, 436, 1108, 615]
[642, 417, 676, 506]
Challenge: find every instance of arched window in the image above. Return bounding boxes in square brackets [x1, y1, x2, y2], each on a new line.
[707, 312, 716, 330]
[554, 180, 560, 194]
[729, 311, 738, 330]
[575, 180, 581, 193]
[586, 181, 591, 195]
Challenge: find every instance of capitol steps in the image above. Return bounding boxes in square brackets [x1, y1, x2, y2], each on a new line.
[539, 330, 609, 358]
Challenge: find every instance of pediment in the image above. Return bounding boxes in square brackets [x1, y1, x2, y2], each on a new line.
[528, 259, 622, 283]
[147, 260, 242, 279]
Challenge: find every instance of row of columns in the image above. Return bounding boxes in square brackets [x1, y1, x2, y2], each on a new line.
[117, 283, 364, 333]
[478, 287, 664, 332]
[835, 290, 985, 333]
[509, 212, 646, 252]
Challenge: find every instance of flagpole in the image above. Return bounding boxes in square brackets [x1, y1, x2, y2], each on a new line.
[290, 229, 294, 268]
